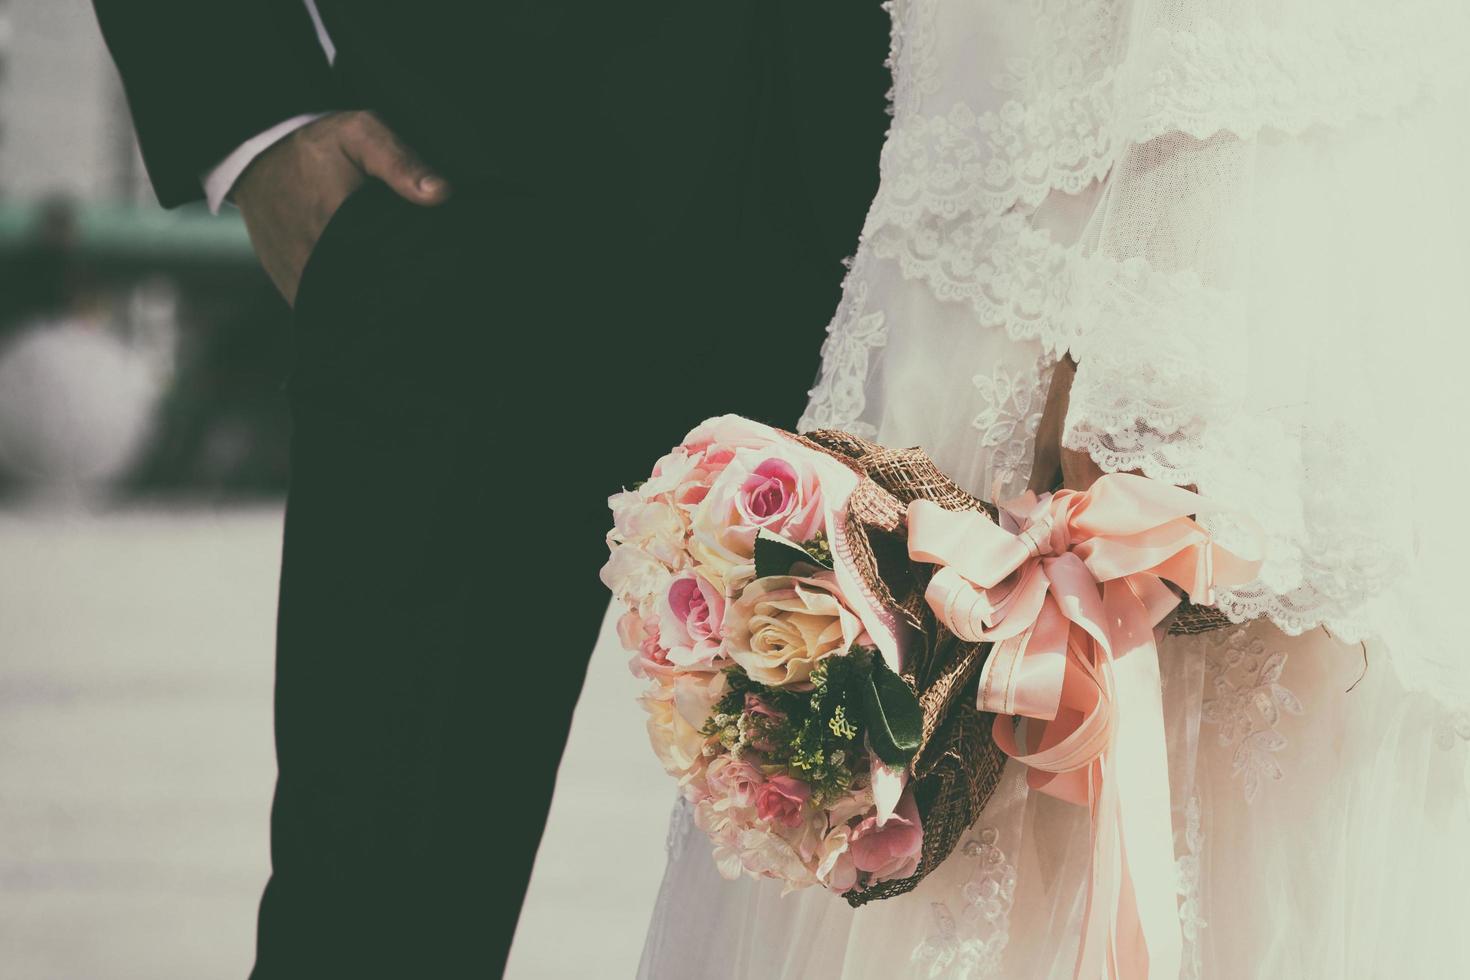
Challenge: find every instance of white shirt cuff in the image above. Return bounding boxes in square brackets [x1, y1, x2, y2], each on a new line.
[202, 113, 329, 214]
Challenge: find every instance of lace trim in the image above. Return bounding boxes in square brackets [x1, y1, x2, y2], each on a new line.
[1059, 254, 1243, 489]
[1128, 14, 1470, 146]
[911, 826, 1016, 979]
[877, 3, 1469, 226]
[870, 98, 1115, 225]
[957, 0, 1122, 215]
[1207, 426, 1401, 640]
[866, 211, 1080, 357]
[885, 0, 940, 120]
[1058, 254, 1409, 641]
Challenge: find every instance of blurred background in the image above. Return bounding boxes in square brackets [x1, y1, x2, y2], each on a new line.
[0, 2, 670, 976]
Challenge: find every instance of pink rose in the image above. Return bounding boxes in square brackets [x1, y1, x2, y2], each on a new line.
[658, 571, 726, 669]
[744, 694, 784, 721]
[671, 416, 781, 512]
[849, 790, 923, 882]
[687, 442, 827, 588]
[735, 457, 825, 543]
[705, 757, 766, 809]
[755, 774, 811, 829]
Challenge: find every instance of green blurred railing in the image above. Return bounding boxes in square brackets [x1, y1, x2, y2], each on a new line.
[0, 201, 255, 263]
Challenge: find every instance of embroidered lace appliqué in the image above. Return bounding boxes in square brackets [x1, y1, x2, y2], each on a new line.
[1433, 709, 1470, 751]
[1201, 628, 1305, 802]
[911, 826, 1017, 979]
[798, 273, 887, 439]
[971, 357, 1050, 499]
[1176, 794, 1206, 980]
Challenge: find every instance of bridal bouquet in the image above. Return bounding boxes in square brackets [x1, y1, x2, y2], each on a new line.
[601, 416, 932, 897]
[603, 415, 1262, 926]
[602, 415, 1025, 901]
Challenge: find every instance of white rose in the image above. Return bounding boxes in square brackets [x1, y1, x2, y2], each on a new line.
[609, 491, 688, 569]
[600, 543, 672, 606]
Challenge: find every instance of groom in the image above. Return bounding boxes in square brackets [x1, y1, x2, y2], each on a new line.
[92, 2, 889, 976]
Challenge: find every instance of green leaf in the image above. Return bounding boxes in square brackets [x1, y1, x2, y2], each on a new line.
[861, 656, 923, 768]
[753, 528, 832, 579]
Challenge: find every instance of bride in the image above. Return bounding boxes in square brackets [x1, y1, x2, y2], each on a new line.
[635, 0, 1470, 976]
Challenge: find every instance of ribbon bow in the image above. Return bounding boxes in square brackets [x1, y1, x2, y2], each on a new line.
[907, 473, 1262, 980]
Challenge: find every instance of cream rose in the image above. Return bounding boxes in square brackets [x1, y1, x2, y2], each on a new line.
[724, 574, 861, 687]
[815, 824, 858, 894]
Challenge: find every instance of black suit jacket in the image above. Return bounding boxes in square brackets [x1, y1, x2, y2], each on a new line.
[93, 2, 889, 257]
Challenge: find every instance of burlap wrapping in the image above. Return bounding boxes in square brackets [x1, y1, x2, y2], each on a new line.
[793, 429, 1231, 907]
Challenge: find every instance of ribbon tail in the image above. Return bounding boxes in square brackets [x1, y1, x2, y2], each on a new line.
[1098, 579, 1183, 979]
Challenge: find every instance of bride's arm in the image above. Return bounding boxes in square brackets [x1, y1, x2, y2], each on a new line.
[1028, 357, 1108, 493]
[1029, 357, 1196, 494]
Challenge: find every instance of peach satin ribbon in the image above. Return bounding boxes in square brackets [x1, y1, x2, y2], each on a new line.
[907, 474, 1262, 980]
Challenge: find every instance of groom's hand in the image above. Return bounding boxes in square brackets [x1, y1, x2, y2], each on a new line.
[233, 110, 451, 306]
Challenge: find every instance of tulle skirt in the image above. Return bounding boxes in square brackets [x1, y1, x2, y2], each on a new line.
[638, 620, 1470, 978]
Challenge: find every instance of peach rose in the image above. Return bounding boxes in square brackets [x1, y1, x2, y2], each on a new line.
[640, 672, 726, 789]
[680, 415, 781, 458]
[618, 609, 673, 680]
[724, 574, 861, 687]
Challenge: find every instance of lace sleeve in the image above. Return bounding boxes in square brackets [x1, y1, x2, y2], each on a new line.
[1056, 1, 1469, 661]
[804, 0, 1470, 708]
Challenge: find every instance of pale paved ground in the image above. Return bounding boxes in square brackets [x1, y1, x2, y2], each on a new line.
[0, 507, 672, 979]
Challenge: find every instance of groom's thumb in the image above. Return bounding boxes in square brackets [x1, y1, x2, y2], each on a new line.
[341, 111, 452, 206]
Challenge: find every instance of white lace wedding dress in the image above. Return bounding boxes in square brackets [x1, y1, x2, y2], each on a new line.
[637, 0, 1470, 976]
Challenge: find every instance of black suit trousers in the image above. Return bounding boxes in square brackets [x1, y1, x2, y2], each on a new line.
[250, 172, 834, 978]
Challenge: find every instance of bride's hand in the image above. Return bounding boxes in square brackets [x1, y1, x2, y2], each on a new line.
[1029, 358, 1194, 495]
[1027, 357, 1106, 493]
